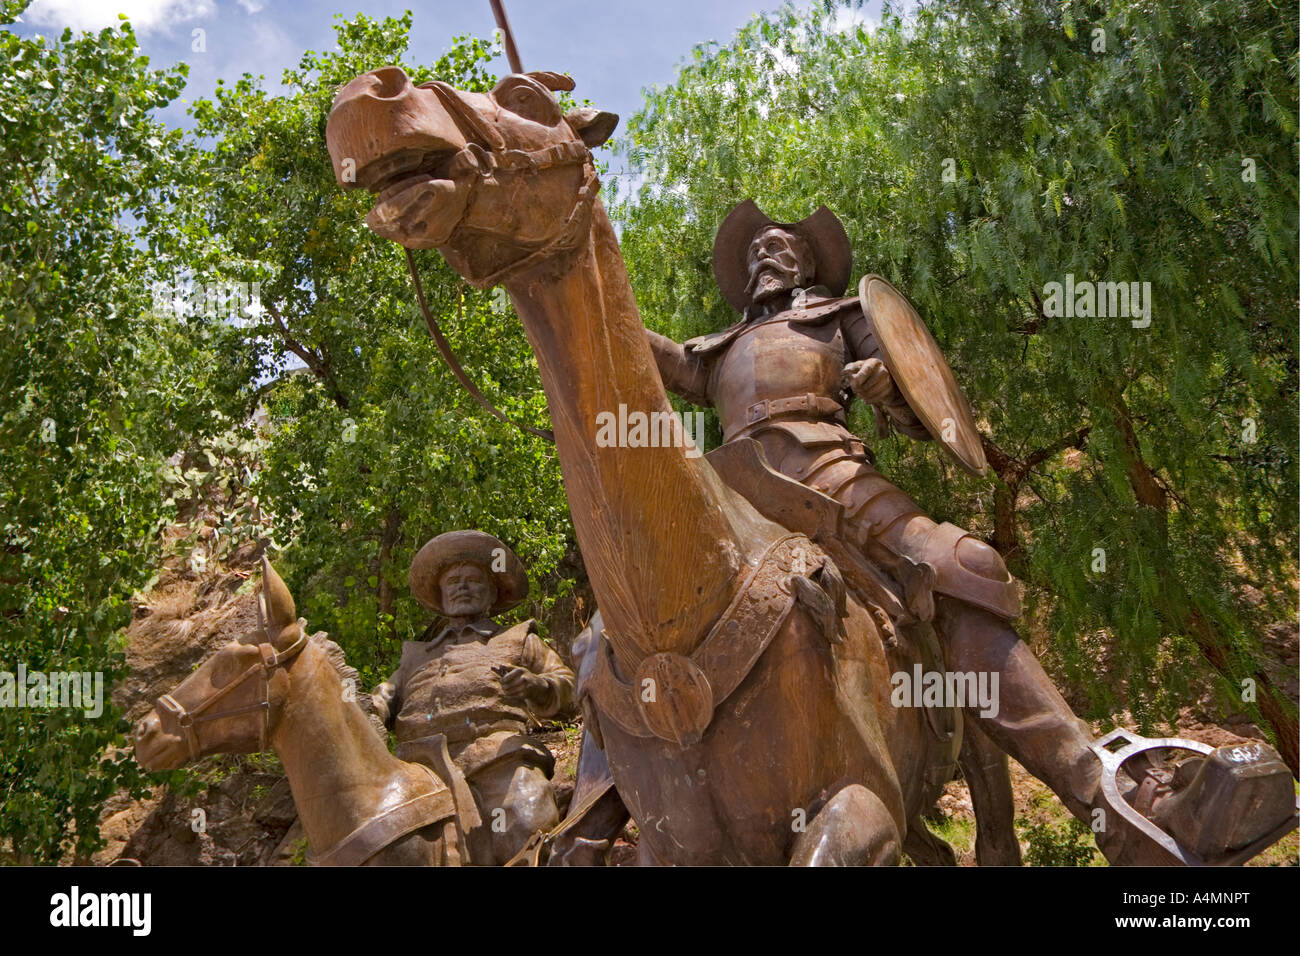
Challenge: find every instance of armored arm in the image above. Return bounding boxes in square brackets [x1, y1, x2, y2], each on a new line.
[842, 308, 932, 441]
[645, 328, 713, 408]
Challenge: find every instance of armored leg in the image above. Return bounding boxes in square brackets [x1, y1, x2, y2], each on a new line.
[935, 597, 1100, 821]
[468, 759, 561, 866]
[934, 597, 1296, 864]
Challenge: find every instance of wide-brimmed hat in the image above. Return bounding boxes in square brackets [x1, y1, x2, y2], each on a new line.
[409, 530, 529, 615]
[712, 200, 852, 312]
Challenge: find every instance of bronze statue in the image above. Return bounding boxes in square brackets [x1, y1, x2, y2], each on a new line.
[371, 530, 576, 864]
[325, 65, 1296, 864]
[135, 558, 479, 865]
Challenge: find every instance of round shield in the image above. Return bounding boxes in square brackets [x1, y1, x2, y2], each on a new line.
[859, 275, 988, 476]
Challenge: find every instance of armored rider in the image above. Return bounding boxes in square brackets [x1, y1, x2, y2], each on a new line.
[372, 530, 577, 865]
[640, 200, 1292, 863]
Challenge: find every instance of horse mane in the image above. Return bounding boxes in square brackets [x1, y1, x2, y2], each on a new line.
[306, 629, 387, 740]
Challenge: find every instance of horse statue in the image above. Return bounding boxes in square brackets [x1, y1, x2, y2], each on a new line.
[134, 557, 481, 866]
[322, 64, 1295, 865]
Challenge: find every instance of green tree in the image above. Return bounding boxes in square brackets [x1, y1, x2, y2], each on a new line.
[179, 13, 577, 688]
[611, 0, 1297, 769]
[0, 2, 239, 861]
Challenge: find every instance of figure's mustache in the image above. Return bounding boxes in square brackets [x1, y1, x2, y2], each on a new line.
[745, 257, 797, 297]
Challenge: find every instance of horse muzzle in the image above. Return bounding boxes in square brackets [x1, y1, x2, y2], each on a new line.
[133, 711, 186, 773]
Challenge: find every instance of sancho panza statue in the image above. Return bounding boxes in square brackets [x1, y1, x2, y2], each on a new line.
[372, 531, 576, 864]
[642, 200, 1290, 862]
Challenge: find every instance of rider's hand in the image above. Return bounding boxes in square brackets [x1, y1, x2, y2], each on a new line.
[842, 358, 895, 405]
[498, 666, 548, 704]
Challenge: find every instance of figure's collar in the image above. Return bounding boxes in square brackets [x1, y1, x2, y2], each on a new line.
[744, 284, 834, 322]
[430, 617, 500, 646]
[685, 286, 853, 357]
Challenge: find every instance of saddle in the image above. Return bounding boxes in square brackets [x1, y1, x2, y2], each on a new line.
[584, 437, 960, 767]
[307, 733, 485, 866]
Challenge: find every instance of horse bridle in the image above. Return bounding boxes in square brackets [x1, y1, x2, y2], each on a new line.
[155, 628, 308, 761]
[418, 80, 600, 288]
[403, 80, 599, 442]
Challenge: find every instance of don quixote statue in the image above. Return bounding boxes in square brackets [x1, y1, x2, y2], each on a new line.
[319, 37, 1297, 867]
[133, 7, 1297, 865]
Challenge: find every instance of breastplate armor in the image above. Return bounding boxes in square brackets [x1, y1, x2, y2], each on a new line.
[710, 313, 848, 441]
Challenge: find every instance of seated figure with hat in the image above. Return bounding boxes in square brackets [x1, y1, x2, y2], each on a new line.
[371, 530, 576, 864]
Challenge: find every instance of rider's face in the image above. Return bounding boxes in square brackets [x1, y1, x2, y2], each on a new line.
[439, 563, 497, 619]
[745, 228, 812, 304]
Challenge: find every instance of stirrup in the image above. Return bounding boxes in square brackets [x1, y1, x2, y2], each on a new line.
[1091, 728, 1299, 866]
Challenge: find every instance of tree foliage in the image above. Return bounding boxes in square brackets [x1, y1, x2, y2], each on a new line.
[176, 13, 575, 689]
[0, 2, 238, 860]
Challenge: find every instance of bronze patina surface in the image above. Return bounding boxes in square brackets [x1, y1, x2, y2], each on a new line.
[135, 558, 474, 865]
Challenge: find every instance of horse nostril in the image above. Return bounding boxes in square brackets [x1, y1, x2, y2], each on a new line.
[369, 66, 411, 100]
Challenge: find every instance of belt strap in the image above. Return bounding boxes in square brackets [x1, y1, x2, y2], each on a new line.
[727, 394, 846, 441]
[586, 534, 814, 747]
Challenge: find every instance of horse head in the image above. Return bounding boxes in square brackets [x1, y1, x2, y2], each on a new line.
[326, 66, 616, 286]
[134, 557, 307, 772]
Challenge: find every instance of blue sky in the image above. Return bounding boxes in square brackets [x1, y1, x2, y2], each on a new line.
[13, 1, 886, 138]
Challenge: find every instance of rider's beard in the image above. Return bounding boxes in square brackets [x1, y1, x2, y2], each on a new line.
[746, 261, 800, 303]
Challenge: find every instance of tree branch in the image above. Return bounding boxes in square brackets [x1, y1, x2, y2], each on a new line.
[263, 300, 349, 410]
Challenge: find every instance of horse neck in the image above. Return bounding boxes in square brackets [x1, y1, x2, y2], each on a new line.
[504, 200, 747, 667]
[270, 641, 421, 852]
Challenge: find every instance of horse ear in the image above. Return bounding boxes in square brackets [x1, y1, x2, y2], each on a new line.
[260, 556, 297, 630]
[565, 106, 618, 148]
[526, 70, 575, 93]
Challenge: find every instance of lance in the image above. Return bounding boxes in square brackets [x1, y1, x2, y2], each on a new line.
[489, 0, 525, 75]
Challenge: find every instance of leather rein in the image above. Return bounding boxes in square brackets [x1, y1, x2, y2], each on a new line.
[402, 81, 605, 445]
[156, 629, 309, 761]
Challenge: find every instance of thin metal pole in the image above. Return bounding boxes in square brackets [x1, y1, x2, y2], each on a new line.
[488, 0, 524, 74]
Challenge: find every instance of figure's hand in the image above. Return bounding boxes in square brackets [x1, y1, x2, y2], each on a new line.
[497, 666, 548, 704]
[371, 681, 396, 724]
[842, 358, 895, 405]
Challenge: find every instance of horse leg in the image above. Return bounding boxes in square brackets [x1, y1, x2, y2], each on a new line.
[958, 717, 1022, 866]
[789, 785, 901, 866]
[902, 817, 957, 865]
[549, 726, 630, 866]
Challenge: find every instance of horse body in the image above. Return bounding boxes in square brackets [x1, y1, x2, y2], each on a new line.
[323, 67, 983, 865]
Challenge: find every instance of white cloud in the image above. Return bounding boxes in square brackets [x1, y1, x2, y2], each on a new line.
[236, 0, 263, 13]
[830, 5, 880, 35]
[25, 0, 216, 35]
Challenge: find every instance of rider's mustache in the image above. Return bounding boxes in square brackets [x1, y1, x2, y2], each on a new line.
[744, 256, 799, 297]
